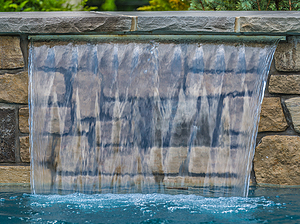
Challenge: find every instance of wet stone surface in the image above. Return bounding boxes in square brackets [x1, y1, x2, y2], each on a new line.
[0, 108, 16, 162]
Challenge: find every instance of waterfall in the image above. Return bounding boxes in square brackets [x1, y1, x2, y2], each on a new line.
[29, 35, 279, 197]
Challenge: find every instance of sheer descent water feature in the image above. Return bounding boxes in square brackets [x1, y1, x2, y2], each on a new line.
[29, 35, 279, 197]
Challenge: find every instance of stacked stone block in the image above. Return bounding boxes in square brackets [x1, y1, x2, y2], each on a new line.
[0, 36, 30, 183]
[254, 36, 300, 186]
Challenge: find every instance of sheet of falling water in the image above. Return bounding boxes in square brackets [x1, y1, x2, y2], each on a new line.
[29, 36, 278, 196]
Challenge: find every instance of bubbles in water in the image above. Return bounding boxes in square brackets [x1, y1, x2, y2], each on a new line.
[2, 188, 300, 224]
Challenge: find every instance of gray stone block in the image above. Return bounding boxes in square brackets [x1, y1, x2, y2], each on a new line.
[284, 97, 300, 133]
[136, 14, 235, 33]
[238, 13, 300, 34]
[274, 37, 300, 72]
[0, 12, 132, 34]
[0, 108, 16, 162]
[1, 11, 300, 35]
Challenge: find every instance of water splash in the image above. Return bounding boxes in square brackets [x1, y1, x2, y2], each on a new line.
[29, 35, 279, 196]
[2, 186, 300, 223]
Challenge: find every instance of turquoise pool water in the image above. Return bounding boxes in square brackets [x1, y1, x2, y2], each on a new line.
[0, 185, 299, 223]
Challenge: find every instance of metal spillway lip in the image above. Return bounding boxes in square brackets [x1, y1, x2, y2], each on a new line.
[28, 35, 286, 43]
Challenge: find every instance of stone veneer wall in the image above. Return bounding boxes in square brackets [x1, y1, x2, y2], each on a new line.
[0, 36, 30, 183]
[254, 36, 300, 186]
[0, 11, 300, 187]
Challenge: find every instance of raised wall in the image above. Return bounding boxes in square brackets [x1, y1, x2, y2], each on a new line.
[254, 36, 300, 186]
[0, 36, 30, 183]
[0, 11, 300, 186]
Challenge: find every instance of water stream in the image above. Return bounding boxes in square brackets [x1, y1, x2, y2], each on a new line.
[29, 35, 279, 197]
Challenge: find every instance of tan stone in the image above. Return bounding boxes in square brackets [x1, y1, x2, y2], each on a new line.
[87, 174, 156, 191]
[164, 147, 188, 174]
[188, 147, 211, 174]
[100, 147, 143, 175]
[19, 107, 29, 133]
[0, 183, 30, 193]
[188, 146, 245, 175]
[0, 71, 28, 104]
[254, 135, 300, 185]
[163, 176, 240, 187]
[20, 136, 30, 163]
[32, 71, 66, 106]
[149, 147, 163, 174]
[35, 137, 134, 176]
[258, 97, 288, 132]
[269, 75, 300, 94]
[95, 120, 131, 146]
[274, 37, 300, 71]
[0, 166, 30, 183]
[42, 107, 72, 134]
[53, 136, 88, 172]
[285, 97, 300, 133]
[0, 36, 24, 69]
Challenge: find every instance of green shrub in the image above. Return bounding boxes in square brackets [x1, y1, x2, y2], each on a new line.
[100, 0, 116, 10]
[138, 0, 300, 11]
[0, 0, 97, 12]
[138, 0, 190, 11]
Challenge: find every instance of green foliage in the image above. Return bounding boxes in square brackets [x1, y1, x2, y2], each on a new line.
[189, 0, 236, 10]
[235, 0, 300, 11]
[86, 0, 149, 11]
[139, 0, 300, 11]
[138, 0, 190, 11]
[101, 0, 116, 10]
[0, 0, 97, 12]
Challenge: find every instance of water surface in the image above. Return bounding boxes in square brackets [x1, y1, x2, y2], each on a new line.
[0, 185, 299, 223]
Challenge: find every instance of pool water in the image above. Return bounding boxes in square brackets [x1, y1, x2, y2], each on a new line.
[0, 185, 299, 223]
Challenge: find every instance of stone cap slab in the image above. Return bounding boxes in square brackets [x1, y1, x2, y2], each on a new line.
[0, 11, 133, 34]
[0, 11, 300, 35]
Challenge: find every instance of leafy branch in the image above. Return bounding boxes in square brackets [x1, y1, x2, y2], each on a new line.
[0, 0, 97, 12]
[138, 0, 300, 11]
